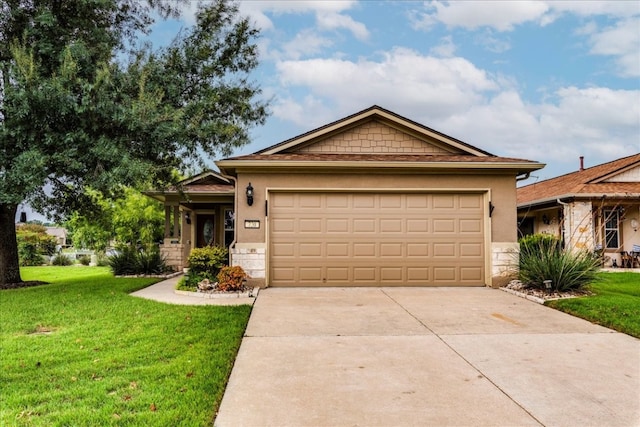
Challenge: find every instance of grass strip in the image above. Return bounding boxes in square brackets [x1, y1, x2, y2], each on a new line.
[546, 272, 640, 338]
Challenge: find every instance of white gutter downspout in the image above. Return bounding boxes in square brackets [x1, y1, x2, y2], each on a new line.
[557, 198, 570, 249]
[516, 172, 531, 181]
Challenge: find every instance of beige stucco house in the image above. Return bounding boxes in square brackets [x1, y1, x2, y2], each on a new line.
[149, 106, 543, 287]
[517, 154, 640, 268]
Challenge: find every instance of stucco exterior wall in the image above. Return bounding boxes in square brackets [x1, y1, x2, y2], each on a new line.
[235, 172, 517, 244]
[231, 171, 519, 287]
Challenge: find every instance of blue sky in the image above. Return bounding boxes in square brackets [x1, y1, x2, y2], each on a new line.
[18, 1, 640, 222]
[157, 0, 639, 182]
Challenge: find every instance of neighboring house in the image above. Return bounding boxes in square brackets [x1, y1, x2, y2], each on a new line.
[45, 227, 68, 247]
[148, 106, 543, 287]
[517, 154, 640, 268]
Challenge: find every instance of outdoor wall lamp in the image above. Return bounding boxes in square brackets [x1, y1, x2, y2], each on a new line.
[246, 182, 254, 206]
[184, 212, 191, 224]
[542, 214, 550, 225]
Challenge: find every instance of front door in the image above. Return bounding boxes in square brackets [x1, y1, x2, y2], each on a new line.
[196, 214, 216, 247]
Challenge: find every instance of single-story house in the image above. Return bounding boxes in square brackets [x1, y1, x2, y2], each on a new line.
[517, 154, 640, 268]
[148, 106, 544, 287]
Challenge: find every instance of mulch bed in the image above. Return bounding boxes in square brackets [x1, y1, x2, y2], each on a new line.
[0, 281, 49, 290]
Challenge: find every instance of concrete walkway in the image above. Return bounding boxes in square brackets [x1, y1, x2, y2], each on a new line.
[215, 287, 640, 427]
[129, 275, 256, 306]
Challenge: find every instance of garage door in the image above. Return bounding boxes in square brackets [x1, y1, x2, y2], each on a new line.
[269, 192, 485, 286]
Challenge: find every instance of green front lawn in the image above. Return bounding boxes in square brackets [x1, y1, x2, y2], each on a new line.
[546, 272, 640, 338]
[0, 267, 251, 426]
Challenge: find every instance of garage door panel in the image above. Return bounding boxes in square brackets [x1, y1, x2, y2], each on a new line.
[407, 243, 429, 257]
[327, 219, 349, 232]
[460, 243, 483, 257]
[433, 243, 456, 257]
[271, 218, 295, 232]
[380, 219, 402, 233]
[299, 267, 323, 281]
[353, 219, 376, 232]
[327, 243, 349, 257]
[433, 194, 455, 209]
[461, 267, 483, 281]
[299, 243, 322, 257]
[272, 242, 295, 257]
[380, 243, 403, 257]
[459, 194, 482, 209]
[298, 218, 323, 233]
[381, 267, 403, 281]
[433, 267, 457, 281]
[433, 219, 455, 233]
[354, 243, 376, 257]
[270, 192, 485, 286]
[353, 268, 376, 282]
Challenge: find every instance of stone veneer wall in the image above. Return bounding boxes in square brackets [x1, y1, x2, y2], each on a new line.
[566, 201, 594, 252]
[231, 246, 266, 287]
[160, 239, 185, 272]
[491, 242, 519, 288]
[295, 121, 450, 154]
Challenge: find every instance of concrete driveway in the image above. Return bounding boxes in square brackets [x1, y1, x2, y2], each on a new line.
[215, 287, 640, 427]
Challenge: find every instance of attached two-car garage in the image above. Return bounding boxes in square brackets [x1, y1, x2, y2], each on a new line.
[268, 191, 487, 287]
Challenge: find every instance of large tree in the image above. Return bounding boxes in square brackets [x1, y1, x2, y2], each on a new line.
[0, 0, 268, 285]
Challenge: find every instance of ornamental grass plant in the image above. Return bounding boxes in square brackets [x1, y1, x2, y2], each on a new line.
[518, 234, 601, 292]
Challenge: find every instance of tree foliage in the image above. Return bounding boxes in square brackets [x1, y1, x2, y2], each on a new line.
[66, 187, 164, 251]
[0, 0, 268, 285]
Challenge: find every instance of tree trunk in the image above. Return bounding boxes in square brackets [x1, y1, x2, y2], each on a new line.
[0, 203, 22, 286]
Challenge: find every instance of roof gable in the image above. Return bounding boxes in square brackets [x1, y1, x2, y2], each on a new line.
[598, 164, 640, 183]
[517, 154, 640, 206]
[258, 105, 492, 157]
[178, 171, 231, 186]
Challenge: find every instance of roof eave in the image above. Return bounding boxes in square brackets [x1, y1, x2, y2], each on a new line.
[518, 192, 640, 209]
[217, 159, 545, 176]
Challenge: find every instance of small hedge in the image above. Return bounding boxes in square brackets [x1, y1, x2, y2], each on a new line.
[51, 254, 74, 266]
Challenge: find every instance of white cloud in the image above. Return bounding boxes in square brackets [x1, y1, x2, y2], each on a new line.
[430, 35, 457, 57]
[416, 1, 550, 32]
[412, 0, 638, 32]
[272, 49, 639, 178]
[279, 29, 334, 60]
[587, 18, 640, 77]
[237, 0, 367, 39]
[316, 11, 370, 40]
[274, 48, 498, 127]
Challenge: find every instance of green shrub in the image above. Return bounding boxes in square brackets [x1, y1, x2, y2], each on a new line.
[16, 225, 56, 266]
[96, 253, 110, 267]
[51, 254, 74, 266]
[78, 255, 91, 266]
[518, 240, 600, 292]
[187, 246, 228, 277]
[137, 248, 169, 275]
[108, 246, 139, 276]
[108, 246, 168, 275]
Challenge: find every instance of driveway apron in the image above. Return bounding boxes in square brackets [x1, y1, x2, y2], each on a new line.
[215, 287, 640, 427]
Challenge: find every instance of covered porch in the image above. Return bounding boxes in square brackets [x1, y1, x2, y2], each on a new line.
[144, 172, 236, 271]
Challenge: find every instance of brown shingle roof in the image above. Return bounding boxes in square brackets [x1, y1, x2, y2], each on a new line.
[226, 153, 537, 164]
[517, 154, 640, 206]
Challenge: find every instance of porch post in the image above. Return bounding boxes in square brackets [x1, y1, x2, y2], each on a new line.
[164, 206, 171, 238]
[173, 205, 180, 238]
